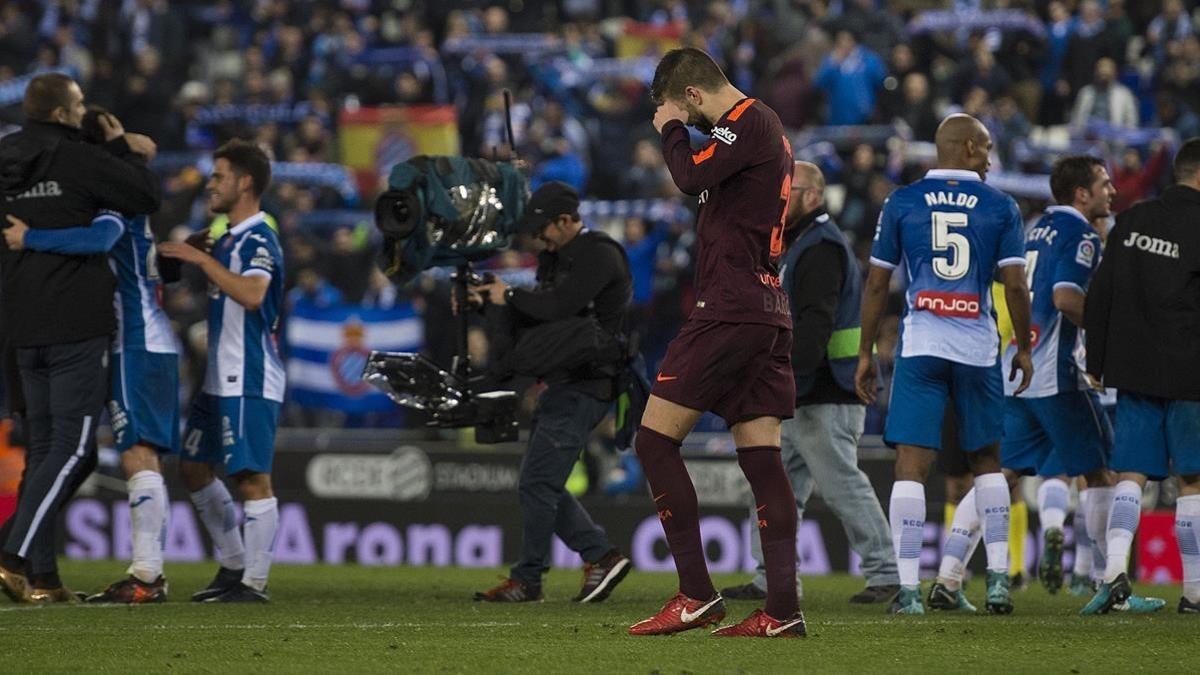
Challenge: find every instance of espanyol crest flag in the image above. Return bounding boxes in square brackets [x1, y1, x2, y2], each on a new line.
[286, 299, 423, 411]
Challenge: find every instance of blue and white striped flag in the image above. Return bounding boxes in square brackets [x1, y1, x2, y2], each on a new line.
[286, 300, 422, 412]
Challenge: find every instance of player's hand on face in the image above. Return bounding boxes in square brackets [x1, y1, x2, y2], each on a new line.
[158, 240, 207, 265]
[854, 354, 877, 405]
[3, 214, 29, 250]
[1010, 350, 1034, 396]
[653, 100, 688, 133]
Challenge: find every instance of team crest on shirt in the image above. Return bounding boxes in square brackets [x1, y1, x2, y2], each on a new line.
[330, 320, 372, 396]
[1076, 238, 1097, 267]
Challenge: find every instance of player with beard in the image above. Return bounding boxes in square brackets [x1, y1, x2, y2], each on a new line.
[627, 48, 805, 638]
[158, 140, 285, 603]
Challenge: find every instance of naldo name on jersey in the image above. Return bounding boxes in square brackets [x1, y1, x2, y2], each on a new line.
[712, 126, 737, 145]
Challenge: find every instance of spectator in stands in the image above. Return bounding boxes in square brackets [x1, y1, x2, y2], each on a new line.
[838, 0, 905, 59]
[621, 216, 667, 341]
[324, 226, 374, 304]
[953, 44, 1013, 105]
[1071, 57, 1138, 129]
[994, 96, 1032, 168]
[620, 138, 673, 199]
[1039, 0, 1076, 125]
[1161, 36, 1200, 114]
[1102, 0, 1135, 67]
[1147, 0, 1194, 64]
[120, 0, 186, 81]
[117, 48, 173, 141]
[839, 143, 881, 239]
[1155, 92, 1200, 140]
[1111, 142, 1171, 214]
[816, 30, 885, 126]
[287, 267, 344, 310]
[893, 72, 939, 143]
[1063, 0, 1121, 101]
[762, 52, 819, 130]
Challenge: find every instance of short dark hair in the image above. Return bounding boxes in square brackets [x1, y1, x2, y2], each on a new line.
[1173, 137, 1200, 181]
[1050, 155, 1106, 205]
[650, 48, 728, 104]
[214, 139, 271, 197]
[79, 105, 111, 145]
[23, 72, 76, 122]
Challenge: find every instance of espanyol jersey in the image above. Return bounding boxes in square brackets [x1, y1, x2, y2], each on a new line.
[104, 211, 177, 355]
[871, 169, 1025, 367]
[203, 212, 286, 402]
[1003, 205, 1101, 397]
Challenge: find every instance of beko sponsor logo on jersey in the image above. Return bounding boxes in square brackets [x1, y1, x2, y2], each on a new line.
[923, 191, 978, 209]
[1121, 231, 1180, 259]
[914, 290, 981, 318]
[711, 126, 737, 145]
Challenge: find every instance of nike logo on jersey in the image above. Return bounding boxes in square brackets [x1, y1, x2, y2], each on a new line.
[656, 374, 678, 382]
[766, 618, 805, 636]
[680, 596, 723, 623]
[130, 495, 153, 508]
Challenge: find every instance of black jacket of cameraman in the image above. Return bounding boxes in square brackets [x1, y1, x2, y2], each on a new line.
[0, 120, 161, 347]
[505, 229, 632, 400]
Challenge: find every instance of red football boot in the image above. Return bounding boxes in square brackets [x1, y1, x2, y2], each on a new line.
[711, 609, 807, 637]
[628, 592, 726, 636]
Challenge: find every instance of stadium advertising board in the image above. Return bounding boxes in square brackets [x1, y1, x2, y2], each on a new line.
[53, 436, 1166, 578]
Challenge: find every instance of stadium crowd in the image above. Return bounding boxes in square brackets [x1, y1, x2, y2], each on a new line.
[0, 0, 1197, 437]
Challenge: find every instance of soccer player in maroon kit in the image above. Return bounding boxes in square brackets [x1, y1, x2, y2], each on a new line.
[628, 48, 806, 638]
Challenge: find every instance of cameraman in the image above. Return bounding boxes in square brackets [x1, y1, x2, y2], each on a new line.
[470, 182, 634, 604]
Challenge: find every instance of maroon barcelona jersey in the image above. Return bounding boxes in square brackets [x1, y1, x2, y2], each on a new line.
[659, 98, 793, 329]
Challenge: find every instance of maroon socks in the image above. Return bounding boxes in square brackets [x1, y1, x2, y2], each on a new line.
[737, 446, 799, 619]
[634, 425, 715, 600]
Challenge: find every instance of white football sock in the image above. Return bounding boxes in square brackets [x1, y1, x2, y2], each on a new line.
[1175, 495, 1200, 603]
[1085, 486, 1113, 580]
[938, 488, 980, 591]
[1037, 478, 1069, 531]
[1104, 481, 1141, 583]
[242, 497, 279, 592]
[1072, 490, 1093, 579]
[127, 471, 166, 583]
[190, 480, 245, 571]
[890, 481, 926, 588]
[974, 473, 1010, 574]
[159, 481, 171, 555]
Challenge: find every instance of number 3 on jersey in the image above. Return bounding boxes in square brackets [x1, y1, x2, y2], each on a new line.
[931, 211, 969, 280]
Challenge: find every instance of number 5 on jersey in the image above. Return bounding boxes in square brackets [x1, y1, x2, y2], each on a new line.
[931, 211, 969, 280]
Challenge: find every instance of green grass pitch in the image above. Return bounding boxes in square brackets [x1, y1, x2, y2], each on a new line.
[0, 562, 1193, 673]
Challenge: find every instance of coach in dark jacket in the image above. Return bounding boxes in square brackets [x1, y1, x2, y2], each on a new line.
[469, 182, 634, 603]
[1085, 144, 1200, 401]
[0, 74, 160, 602]
[1084, 138, 1200, 613]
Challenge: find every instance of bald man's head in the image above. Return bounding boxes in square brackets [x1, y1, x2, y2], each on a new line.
[787, 161, 827, 224]
[935, 113, 992, 179]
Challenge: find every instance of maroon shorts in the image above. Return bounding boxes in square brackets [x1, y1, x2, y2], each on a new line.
[651, 319, 795, 425]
